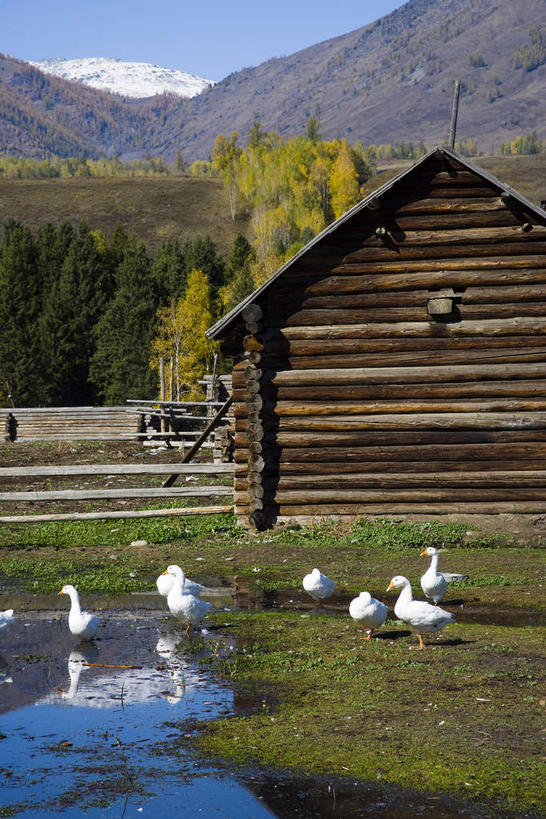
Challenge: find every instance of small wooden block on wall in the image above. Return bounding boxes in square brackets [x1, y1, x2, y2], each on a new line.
[427, 298, 453, 316]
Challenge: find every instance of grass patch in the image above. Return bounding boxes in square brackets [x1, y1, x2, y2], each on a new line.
[196, 610, 545, 815]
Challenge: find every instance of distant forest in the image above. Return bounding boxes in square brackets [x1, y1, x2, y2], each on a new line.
[0, 219, 253, 407]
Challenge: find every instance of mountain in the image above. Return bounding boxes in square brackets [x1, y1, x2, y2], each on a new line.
[29, 57, 214, 99]
[171, 0, 545, 160]
[0, 53, 182, 159]
[0, 0, 544, 162]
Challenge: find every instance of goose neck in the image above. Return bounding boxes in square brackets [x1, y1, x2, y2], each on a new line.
[68, 589, 82, 615]
[397, 581, 413, 607]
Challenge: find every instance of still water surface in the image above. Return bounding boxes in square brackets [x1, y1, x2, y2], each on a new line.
[0, 593, 533, 818]
[1, 607, 275, 817]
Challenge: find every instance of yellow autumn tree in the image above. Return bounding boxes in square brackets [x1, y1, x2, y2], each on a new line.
[151, 269, 218, 400]
[329, 139, 361, 219]
[212, 132, 243, 219]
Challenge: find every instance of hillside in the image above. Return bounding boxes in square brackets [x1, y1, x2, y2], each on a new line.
[0, 0, 546, 161]
[0, 53, 182, 160]
[0, 0, 544, 162]
[0, 175, 250, 253]
[0, 155, 543, 255]
[171, 0, 546, 161]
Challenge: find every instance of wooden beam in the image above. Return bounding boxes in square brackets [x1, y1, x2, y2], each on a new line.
[266, 363, 546, 386]
[0, 506, 234, 523]
[0, 463, 234, 478]
[0, 487, 233, 502]
[162, 396, 234, 487]
[268, 318, 546, 342]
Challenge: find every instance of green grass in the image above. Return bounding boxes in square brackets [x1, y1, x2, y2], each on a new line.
[196, 610, 545, 816]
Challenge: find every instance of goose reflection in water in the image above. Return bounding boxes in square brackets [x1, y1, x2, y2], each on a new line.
[0, 654, 13, 685]
[155, 634, 207, 704]
[54, 643, 174, 707]
[57, 644, 99, 700]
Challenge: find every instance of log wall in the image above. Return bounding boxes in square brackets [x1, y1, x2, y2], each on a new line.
[229, 154, 546, 526]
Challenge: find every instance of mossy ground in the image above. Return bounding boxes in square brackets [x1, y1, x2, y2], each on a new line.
[0, 441, 544, 815]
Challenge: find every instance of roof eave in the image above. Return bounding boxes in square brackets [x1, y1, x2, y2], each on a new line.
[207, 146, 546, 340]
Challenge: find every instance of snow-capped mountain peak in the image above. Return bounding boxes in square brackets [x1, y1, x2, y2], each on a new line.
[29, 57, 214, 99]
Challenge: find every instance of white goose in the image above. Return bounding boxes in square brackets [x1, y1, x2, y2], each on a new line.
[162, 565, 210, 638]
[348, 591, 387, 639]
[302, 568, 335, 604]
[58, 585, 99, 641]
[420, 546, 447, 604]
[0, 609, 14, 631]
[386, 575, 455, 650]
[156, 567, 203, 598]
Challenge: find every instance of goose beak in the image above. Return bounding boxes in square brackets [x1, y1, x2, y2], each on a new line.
[386, 581, 395, 592]
[58, 589, 64, 595]
[420, 549, 428, 556]
[161, 569, 169, 575]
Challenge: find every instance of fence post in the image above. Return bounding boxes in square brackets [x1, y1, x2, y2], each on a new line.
[159, 358, 166, 433]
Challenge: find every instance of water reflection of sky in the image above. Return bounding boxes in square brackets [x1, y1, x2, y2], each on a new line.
[0, 611, 274, 817]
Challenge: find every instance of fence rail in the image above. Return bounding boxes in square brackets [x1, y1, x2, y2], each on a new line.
[0, 461, 235, 523]
[1, 401, 234, 451]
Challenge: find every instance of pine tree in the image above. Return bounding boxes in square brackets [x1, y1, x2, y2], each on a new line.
[219, 234, 256, 312]
[181, 235, 225, 293]
[0, 219, 44, 405]
[40, 223, 111, 405]
[225, 234, 254, 282]
[306, 117, 322, 142]
[152, 237, 187, 303]
[90, 236, 158, 404]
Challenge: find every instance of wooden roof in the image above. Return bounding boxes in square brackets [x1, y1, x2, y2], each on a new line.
[207, 146, 546, 342]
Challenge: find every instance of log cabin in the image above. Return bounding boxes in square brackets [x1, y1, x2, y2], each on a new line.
[206, 147, 546, 529]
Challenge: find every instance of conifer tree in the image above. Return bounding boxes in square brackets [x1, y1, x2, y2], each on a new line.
[306, 116, 322, 143]
[219, 234, 256, 312]
[0, 219, 44, 405]
[40, 223, 111, 405]
[181, 235, 225, 293]
[90, 236, 158, 404]
[152, 237, 187, 303]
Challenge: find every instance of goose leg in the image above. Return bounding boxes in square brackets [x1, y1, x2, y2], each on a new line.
[184, 623, 192, 640]
[416, 633, 425, 650]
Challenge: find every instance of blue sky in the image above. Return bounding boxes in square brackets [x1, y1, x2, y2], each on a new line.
[3, 0, 404, 81]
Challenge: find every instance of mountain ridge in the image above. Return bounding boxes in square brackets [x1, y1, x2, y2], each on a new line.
[29, 57, 214, 99]
[0, 0, 544, 161]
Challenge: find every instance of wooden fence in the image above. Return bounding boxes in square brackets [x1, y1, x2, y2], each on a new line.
[0, 462, 235, 523]
[1, 406, 138, 441]
[1, 400, 234, 458]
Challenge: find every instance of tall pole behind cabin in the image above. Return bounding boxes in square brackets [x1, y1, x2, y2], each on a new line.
[449, 80, 461, 149]
[159, 357, 166, 432]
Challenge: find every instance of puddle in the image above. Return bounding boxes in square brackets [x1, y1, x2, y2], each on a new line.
[0, 596, 538, 818]
[0, 608, 275, 817]
[233, 583, 543, 627]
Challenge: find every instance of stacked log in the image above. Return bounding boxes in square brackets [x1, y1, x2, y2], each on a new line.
[229, 153, 546, 524]
[1, 407, 139, 441]
[233, 304, 269, 527]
